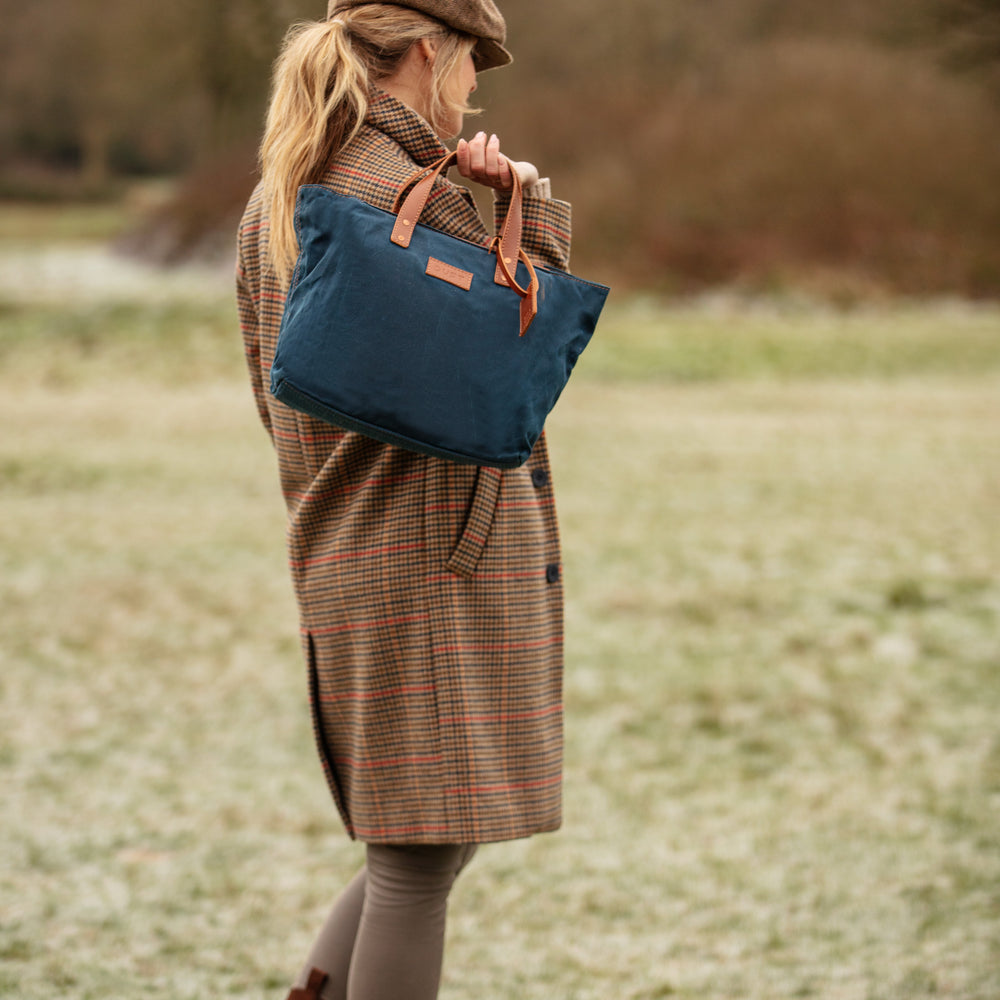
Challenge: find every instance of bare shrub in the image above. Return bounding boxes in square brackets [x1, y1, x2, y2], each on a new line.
[491, 37, 1000, 296]
[118, 145, 259, 265]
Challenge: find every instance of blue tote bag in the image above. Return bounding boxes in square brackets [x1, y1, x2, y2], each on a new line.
[270, 151, 609, 469]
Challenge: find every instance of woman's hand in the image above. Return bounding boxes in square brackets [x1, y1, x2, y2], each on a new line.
[456, 132, 539, 191]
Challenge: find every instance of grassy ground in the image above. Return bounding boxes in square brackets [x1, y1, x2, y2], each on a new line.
[1, 220, 999, 998]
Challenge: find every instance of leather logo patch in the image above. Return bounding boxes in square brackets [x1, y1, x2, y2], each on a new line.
[426, 257, 473, 291]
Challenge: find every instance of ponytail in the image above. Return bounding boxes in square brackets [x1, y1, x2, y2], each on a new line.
[259, 7, 478, 284]
[260, 19, 368, 285]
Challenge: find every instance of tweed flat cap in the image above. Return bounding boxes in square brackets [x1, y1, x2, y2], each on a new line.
[327, 0, 512, 70]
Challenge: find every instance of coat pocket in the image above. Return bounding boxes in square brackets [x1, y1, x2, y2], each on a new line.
[444, 466, 503, 579]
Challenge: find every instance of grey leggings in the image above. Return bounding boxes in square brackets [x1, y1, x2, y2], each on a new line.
[290, 843, 477, 1000]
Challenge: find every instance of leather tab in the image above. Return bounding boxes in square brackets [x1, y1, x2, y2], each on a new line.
[390, 214, 415, 248]
[426, 257, 473, 291]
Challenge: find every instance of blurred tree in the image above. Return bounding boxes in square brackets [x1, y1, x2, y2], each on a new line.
[0, 0, 316, 183]
[176, 0, 316, 158]
[935, 0, 1000, 94]
[60, 0, 159, 187]
[2, 0, 998, 294]
[0, 0, 188, 184]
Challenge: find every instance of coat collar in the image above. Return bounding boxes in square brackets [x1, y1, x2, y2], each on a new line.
[366, 89, 449, 167]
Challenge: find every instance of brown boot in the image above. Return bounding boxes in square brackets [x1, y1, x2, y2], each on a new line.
[286, 967, 328, 1000]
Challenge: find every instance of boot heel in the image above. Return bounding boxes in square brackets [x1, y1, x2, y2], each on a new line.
[286, 967, 328, 1000]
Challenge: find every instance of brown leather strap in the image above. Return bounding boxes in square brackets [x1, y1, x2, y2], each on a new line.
[491, 165, 524, 288]
[391, 153, 458, 249]
[286, 967, 328, 1000]
[392, 152, 535, 332]
[392, 151, 525, 281]
[492, 240, 539, 336]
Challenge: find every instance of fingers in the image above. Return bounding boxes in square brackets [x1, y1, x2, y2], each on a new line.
[456, 136, 471, 177]
[455, 132, 514, 190]
[495, 152, 514, 190]
[484, 134, 513, 189]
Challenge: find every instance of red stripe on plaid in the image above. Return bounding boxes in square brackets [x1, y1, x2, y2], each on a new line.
[352, 822, 452, 839]
[497, 498, 556, 510]
[532, 220, 572, 241]
[271, 427, 345, 445]
[426, 569, 541, 584]
[428, 494, 553, 516]
[307, 613, 430, 636]
[432, 635, 560, 654]
[335, 754, 443, 770]
[319, 683, 435, 704]
[445, 774, 561, 796]
[440, 704, 562, 725]
[337, 164, 398, 188]
[284, 471, 426, 500]
[291, 542, 424, 569]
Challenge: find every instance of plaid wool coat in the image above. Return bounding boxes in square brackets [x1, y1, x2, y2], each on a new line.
[236, 92, 574, 844]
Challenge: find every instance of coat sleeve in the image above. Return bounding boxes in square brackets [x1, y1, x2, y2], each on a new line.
[493, 186, 573, 273]
[235, 205, 275, 443]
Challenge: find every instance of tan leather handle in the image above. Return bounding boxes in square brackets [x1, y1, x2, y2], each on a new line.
[391, 152, 459, 248]
[392, 151, 525, 292]
[491, 240, 539, 336]
[490, 163, 525, 289]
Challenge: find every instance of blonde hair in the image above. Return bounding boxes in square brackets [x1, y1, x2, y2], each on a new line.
[260, 5, 477, 284]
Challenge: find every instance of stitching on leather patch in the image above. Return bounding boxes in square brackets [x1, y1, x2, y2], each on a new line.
[426, 257, 473, 291]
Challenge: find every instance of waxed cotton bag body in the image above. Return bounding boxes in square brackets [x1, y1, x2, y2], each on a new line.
[269, 153, 609, 469]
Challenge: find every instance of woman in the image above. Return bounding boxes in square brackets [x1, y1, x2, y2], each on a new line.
[236, 2, 573, 998]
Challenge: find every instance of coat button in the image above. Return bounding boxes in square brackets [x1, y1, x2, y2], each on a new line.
[546, 563, 561, 584]
[531, 467, 549, 489]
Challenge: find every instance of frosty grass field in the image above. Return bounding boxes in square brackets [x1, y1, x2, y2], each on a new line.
[1, 210, 999, 999]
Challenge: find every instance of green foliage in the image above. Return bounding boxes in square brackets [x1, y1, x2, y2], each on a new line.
[0, 202, 132, 243]
[581, 296, 1000, 381]
[0, 298, 243, 385]
[4, 287, 1000, 388]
